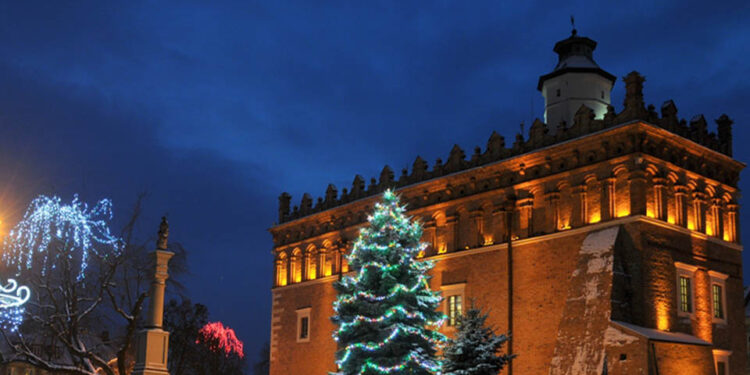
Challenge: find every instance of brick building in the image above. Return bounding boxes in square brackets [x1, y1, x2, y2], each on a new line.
[268, 30, 745, 375]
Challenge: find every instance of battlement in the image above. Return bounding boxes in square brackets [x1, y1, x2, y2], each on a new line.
[276, 72, 734, 224]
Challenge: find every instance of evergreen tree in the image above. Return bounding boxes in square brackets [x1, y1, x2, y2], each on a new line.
[332, 190, 445, 375]
[442, 305, 514, 375]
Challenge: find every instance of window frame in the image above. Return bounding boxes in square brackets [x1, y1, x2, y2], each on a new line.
[708, 270, 729, 324]
[296, 307, 311, 343]
[674, 262, 698, 318]
[441, 283, 466, 328]
[712, 349, 731, 375]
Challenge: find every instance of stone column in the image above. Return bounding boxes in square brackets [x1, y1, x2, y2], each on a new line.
[674, 185, 688, 227]
[472, 209, 484, 248]
[726, 204, 739, 242]
[445, 214, 458, 252]
[572, 185, 587, 227]
[133, 217, 174, 375]
[629, 170, 647, 216]
[517, 198, 533, 238]
[601, 177, 616, 220]
[546, 191, 561, 232]
[710, 198, 723, 238]
[652, 177, 668, 220]
[492, 207, 507, 244]
[692, 192, 706, 233]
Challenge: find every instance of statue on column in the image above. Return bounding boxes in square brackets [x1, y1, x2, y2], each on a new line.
[133, 217, 175, 375]
[157, 216, 169, 250]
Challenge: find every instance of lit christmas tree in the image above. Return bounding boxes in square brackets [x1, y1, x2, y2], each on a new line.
[332, 190, 445, 375]
[442, 305, 514, 375]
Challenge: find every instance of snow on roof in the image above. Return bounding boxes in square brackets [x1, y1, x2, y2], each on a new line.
[611, 321, 711, 346]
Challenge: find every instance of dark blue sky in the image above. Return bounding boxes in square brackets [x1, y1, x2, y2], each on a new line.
[0, 0, 747, 362]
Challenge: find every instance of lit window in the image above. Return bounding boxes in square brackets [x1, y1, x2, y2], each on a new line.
[709, 271, 728, 324]
[712, 285, 723, 319]
[296, 307, 311, 343]
[679, 276, 692, 313]
[674, 262, 697, 318]
[447, 295, 463, 326]
[441, 283, 466, 328]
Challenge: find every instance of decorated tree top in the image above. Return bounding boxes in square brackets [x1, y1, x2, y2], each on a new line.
[197, 321, 245, 359]
[332, 190, 445, 375]
[3, 195, 123, 281]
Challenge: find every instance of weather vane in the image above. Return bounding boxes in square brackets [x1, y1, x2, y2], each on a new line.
[570, 15, 577, 35]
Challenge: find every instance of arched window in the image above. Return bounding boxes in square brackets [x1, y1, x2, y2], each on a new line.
[291, 248, 302, 283]
[305, 245, 317, 280]
[276, 252, 288, 287]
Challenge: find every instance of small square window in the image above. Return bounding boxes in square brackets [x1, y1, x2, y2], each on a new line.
[296, 307, 311, 343]
[300, 317, 309, 339]
[556, 89, 561, 97]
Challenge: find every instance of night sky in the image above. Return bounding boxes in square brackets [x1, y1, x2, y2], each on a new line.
[0, 0, 747, 363]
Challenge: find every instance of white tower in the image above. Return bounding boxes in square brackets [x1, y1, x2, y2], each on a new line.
[538, 29, 615, 131]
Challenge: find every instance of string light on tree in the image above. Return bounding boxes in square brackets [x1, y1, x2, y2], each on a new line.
[3, 195, 123, 281]
[0, 279, 30, 332]
[197, 322, 245, 359]
[332, 190, 445, 375]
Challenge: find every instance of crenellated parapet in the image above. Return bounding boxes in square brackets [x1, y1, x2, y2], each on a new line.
[276, 71, 736, 224]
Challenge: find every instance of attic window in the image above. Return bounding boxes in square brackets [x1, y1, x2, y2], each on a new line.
[601, 91, 604, 99]
[556, 89, 561, 97]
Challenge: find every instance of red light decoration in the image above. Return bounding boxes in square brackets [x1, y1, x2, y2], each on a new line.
[197, 322, 245, 358]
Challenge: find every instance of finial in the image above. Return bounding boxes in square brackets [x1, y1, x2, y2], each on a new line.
[570, 15, 577, 36]
[157, 216, 169, 250]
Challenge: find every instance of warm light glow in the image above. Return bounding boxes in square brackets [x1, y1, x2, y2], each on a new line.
[616, 208, 630, 218]
[667, 216, 675, 224]
[687, 221, 695, 231]
[705, 226, 713, 236]
[483, 235, 494, 246]
[437, 242, 447, 254]
[723, 233, 730, 242]
[646, 207, 655, 218]
[656, 303, 670, 331]
[559, 224, 571, 230]
[588, 213, 601, 224]
[325, 264, 333, 276]
[417, 250, 425, 258]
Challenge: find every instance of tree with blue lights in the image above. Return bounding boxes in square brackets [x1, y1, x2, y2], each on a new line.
[442, 304, 514, 375]
[0, 194, 185, 375]
[332, 190, 445, 375]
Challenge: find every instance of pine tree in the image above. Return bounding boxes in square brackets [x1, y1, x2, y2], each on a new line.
[332, 190, 445, 375]
[442, 305, 514, 375]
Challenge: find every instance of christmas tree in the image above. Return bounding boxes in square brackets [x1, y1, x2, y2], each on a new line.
[332, 190, 445, 375]
[442, 305, 514, 375]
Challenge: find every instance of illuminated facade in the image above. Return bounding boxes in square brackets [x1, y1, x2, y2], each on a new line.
[269, 31, 744, 375]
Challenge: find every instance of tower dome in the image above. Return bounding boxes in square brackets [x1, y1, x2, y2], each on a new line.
[538, 29, 616, 131]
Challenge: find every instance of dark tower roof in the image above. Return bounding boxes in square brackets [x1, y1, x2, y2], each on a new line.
[537, 30, 616, 91]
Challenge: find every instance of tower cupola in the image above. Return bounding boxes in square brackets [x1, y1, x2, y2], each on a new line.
[538, 29, 616, 131]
